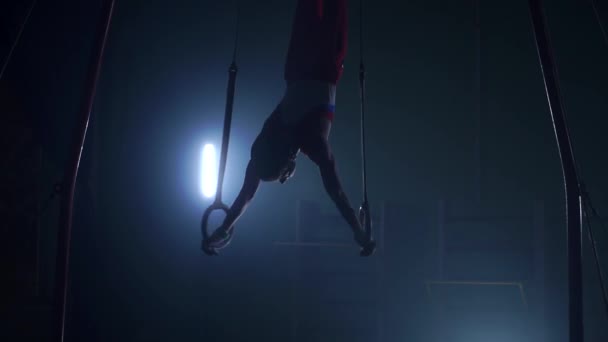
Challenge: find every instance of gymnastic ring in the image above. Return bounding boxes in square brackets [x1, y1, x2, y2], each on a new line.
[201, 202, 231, 256]
[358, 201, 372, 239]
[358, 202, 376, 256]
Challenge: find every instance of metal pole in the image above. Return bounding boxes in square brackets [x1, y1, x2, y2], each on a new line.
[53, 1, 115, 341]
[528, 1, 584, 342]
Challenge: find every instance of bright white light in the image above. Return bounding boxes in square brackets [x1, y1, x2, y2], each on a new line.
[201, 143, 218, 198]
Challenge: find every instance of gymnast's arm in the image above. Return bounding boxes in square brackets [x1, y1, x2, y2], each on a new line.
[221, 160, 261, 231]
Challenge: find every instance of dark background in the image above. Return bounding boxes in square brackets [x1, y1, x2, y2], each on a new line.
[2, 0, 608, 341]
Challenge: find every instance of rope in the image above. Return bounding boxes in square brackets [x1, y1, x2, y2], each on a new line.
[215, 0, 241, 204]
[0, 0, 38, 83]
[359, 0, 365, 64]
[359, 0, 368, 203]
[201, 0, 241, 255]
[231, 0, 241, 64]
[54, 1, 115, 340]
[357, 0, 374, 255]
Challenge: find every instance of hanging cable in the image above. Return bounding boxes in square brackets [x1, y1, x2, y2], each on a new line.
[359, 0, 368, 204]
[581, 185, 608, 319]
[201, 0, 241, 256]
[357, 0, 375, 256]
[590, 0, 608, 49]
[230, 1, 241, 65]
[528, 1, 584, 340]
[542, 18, 608, 323]
[53, 2, 115, 341]
[0, 0, 38, 83]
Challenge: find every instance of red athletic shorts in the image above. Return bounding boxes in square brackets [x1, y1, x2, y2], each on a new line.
[250, 0, 348, 177]
[284, 0, 348, 84]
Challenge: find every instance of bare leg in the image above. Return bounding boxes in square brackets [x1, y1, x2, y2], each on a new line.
[207, 160, 260, 248]
[284, 0, 348, 83]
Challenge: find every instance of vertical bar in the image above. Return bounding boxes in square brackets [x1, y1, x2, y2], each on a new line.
[528, 1, 584, 342]
[533, 201, 546, 342]
[290, 200, 302, 342]
[376, 201, 386, 342]
[473, 0, 482, 202]
[436, 200, 447, 341]
[53, 1, 115, 341]
[295, 200, 301, 243]
[379, 201, 386, 251]
[289, 249, 299, 342]
[34, 146, 43, 297]
[437, 200, 446, 280]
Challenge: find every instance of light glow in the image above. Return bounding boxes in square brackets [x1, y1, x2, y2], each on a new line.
[201, 143, 218, 198]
